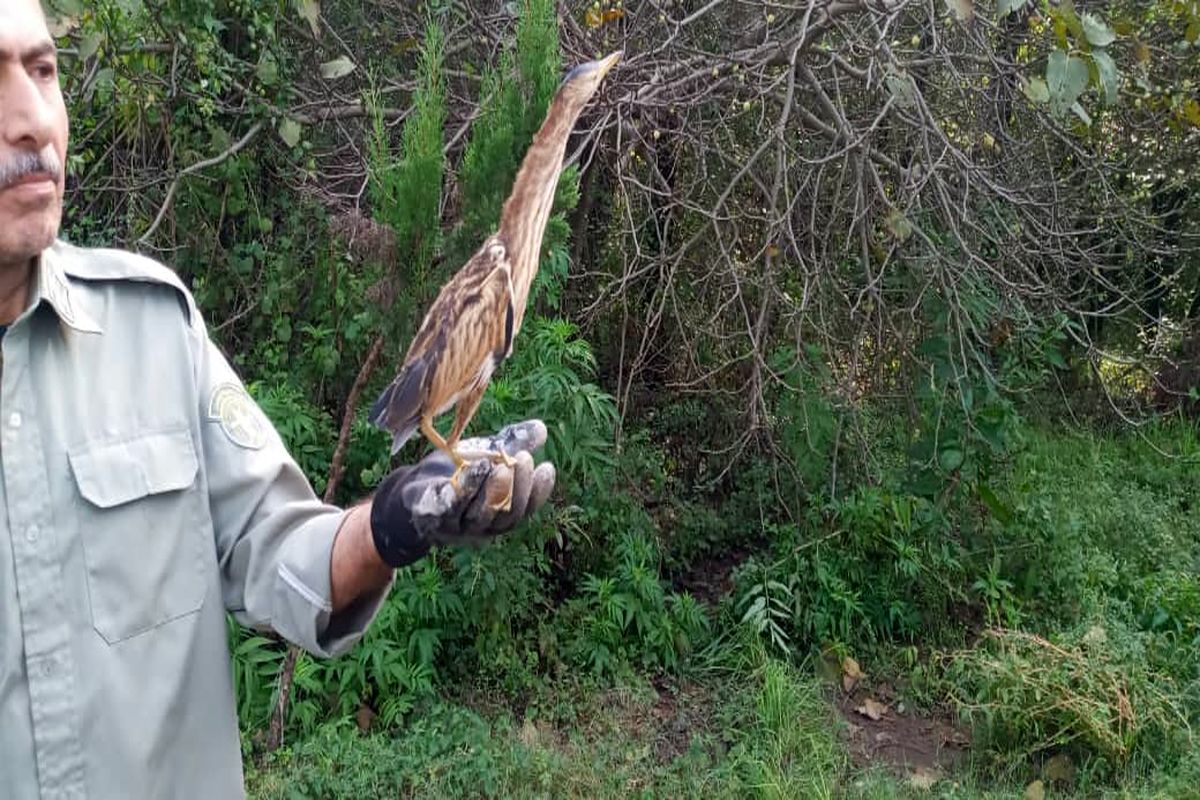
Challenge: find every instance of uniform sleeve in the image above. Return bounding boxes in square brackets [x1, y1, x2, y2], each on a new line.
[187, 308, 393, 658]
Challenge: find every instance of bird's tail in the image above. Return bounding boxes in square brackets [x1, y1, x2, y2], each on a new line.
[368, 357, 429, 455]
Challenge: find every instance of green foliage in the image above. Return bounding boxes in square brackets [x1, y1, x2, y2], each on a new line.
[245, 662, 846, 800]
[366, 19, 446, 317]
[734, 488, 968, 655]
[559, 531, 709, 676]
[450, 0, 562, 258]
[56, 2, 1200, 796]
[940, 622, 1193, 771]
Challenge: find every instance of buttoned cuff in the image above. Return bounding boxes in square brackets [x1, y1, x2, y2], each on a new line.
[272, 510, 394, 658]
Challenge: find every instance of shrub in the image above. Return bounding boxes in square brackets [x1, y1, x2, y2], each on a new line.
[939, 622, 1194, 770]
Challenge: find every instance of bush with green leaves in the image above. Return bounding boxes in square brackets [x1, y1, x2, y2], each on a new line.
[557, 531, 709, 677]
[940, 621, 1194, 773]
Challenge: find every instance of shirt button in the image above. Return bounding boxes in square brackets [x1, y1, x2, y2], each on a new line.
[26, 525, 39, 543]
[7, 412, 21, 429]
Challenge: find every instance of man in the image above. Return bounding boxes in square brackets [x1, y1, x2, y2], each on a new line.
[0, 1, 556, 797]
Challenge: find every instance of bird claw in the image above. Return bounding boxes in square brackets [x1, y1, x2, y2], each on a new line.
[447, 448, 515, 510]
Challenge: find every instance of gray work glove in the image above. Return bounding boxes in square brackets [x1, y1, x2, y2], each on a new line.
[369, 419, 556, 568]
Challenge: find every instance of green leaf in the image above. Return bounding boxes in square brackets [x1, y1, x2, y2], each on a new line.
[1091, 50, 1119, 104]
[1046, 49, 1089, 117]
[278, 118, 302, 148]
[1022, 76, 1050, 104]
[1080, 12, 1116, 47]
[885, 208, 914, 241]
[255, 54, 280, 86]
[1183, 99, 1200, 129]
[886, 72, 918, 109]
[295, 0, 321, 38]
[977, 483, 1014, 525]
[78, 31, 102, 61]
[939, 447, 965, 473]
[320, 56, 357, 80]
[47, 0, 84, 13]
[1045, 347, 1068, 369]
[997, 0, 1029, 17]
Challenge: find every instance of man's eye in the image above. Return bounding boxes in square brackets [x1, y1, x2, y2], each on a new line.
[34, 62, 57, 80]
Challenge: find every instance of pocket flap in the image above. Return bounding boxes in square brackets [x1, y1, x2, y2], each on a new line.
[70, 428, 199, 508]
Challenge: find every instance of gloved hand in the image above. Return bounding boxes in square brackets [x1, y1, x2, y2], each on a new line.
[368, 419, 556, 568]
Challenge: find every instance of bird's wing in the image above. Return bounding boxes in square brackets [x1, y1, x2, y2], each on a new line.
[369, 238, 514, 450]
[436, 253, 515, 395]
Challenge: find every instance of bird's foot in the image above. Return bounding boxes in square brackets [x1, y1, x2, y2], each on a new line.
[447, 448, 515, 510]
[488, 449, 518, 469]
[447, 452, 469, 495]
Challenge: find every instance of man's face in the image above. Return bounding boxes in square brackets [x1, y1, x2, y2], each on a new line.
[0, 0, 68, 266]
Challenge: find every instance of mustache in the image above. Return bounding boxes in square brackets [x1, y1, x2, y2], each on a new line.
[0, 151, 62, 190]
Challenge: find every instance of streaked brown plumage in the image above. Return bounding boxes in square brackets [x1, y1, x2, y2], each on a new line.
[369, 50, 621, 510]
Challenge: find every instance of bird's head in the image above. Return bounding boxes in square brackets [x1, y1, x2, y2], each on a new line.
[556, 51, 621, 107]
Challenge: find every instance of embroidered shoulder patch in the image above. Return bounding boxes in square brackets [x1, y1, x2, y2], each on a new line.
[207, 383, 268, 450]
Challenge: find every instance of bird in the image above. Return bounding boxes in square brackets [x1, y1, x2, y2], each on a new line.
[368, 50, 622, 511]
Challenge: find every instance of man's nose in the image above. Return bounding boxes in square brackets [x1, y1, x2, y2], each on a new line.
[1, 68, 56, 150]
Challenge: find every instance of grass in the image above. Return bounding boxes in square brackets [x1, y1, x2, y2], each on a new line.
[245, 656, 847, 800]
[245, 657, 1197, 800]
[244, 421, 1200, 800]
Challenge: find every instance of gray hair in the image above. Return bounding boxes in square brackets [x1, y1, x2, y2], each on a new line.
[0, 150, 62, 190]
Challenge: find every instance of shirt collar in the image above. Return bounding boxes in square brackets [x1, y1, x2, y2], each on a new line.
[30, 242, 103, 335]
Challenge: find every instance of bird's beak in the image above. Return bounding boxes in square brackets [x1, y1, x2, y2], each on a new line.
[596, 50, 622, 79]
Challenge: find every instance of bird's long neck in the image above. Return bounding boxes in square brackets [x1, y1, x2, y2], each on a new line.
[498, 93, 585, 323]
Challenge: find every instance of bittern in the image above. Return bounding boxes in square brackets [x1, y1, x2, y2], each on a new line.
[369, 50, 622, 510]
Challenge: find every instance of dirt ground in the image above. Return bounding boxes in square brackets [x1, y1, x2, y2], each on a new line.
[835, 682, 972, 784]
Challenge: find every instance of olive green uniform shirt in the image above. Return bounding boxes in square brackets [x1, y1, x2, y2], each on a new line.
[0, 240, 392, 799]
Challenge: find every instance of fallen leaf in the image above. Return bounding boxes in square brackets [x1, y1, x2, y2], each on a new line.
[908, 767, 940, 790]
[320, 56, 357, 80]
[855, 697, 888, 721]
[1025, 779, 1046, 800]
[842, 656, 866, 692]
[296, 0, 321, 38]
[944, 0, 973, 22]
[278, 118, 302, 148]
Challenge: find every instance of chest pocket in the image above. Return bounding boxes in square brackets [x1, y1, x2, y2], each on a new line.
[68, 426, 207, 644]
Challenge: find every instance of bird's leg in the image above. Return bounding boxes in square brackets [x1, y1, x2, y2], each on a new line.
[421, 415, 468, 492]
[447, 383, 513, 511]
